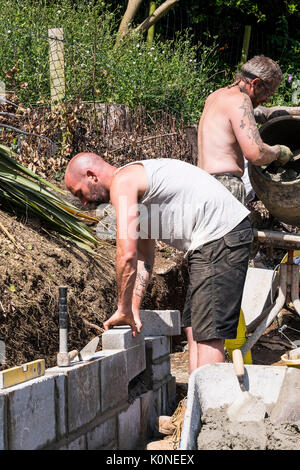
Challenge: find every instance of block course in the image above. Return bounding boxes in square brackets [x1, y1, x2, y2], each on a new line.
[0, 310, 181, 450]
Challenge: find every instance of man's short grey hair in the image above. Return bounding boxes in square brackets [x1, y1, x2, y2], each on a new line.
[237, 55, 283, 88]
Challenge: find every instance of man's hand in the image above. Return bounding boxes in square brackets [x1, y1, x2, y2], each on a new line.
[277, 145, 293, 165]
[103, 308, 139, 337]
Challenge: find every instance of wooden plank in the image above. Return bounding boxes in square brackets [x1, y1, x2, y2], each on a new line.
[0, 359, 45, 389]
[48, 28, 65, 111]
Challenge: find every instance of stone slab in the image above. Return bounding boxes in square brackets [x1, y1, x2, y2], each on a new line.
[140, 310, 181, 336]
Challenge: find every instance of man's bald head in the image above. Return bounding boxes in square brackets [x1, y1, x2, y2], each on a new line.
[65, 152, 104, 187]
[65, 152, 115, 206]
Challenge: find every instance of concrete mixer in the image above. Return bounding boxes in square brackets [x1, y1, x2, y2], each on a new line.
[248, 115, 300, 227]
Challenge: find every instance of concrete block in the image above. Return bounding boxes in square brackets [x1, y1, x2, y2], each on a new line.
[68, 435, 87, 450]
[241, 267, 277, 332]
[126, 344, 146, 382]
[102, 326, 145, 350]
[140, 391, 153, 441]
[147, 388, 162, 437]
[7, 375, 56, 450]
[0, 393, 7, 450]
[161, 383, 168, 415]
[67, 361, 100, 433]
[140, 310, 181, 336]
[100, 350, 128, 413]
[145, 336, 170, 361]
[87, 417, 116, 450]
[118, 398, 141, 450]
[45, 370, 67, 438]
[151, 357, 171, 385]
[166, 375, 177, 414]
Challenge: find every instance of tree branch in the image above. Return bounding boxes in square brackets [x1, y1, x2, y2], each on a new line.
[116, 0, 143, 44]
[134, 0, 179, 34]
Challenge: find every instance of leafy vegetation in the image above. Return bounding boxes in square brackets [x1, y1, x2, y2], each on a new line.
[0, 144, 100, 250]
[0, 0, 299, 123]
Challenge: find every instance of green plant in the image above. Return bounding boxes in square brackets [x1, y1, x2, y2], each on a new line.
[0, 144, 100, 251]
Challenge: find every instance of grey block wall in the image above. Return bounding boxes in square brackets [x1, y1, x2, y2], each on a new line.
[0, 310, 181, 450]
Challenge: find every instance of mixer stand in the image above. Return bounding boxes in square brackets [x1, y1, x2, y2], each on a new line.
[241, 229, 300, 357]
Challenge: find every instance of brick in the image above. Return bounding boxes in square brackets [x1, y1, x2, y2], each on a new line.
[7, 375, 56, 450]
[87, 417, 116, 450]
[145, 336, 170, 361]
[140, 310, 181, 336]
[67, 361, 100, 433]
[118, 399, 141, 450]
[100, 350, 128, 413]
[102, 326, 145, 350]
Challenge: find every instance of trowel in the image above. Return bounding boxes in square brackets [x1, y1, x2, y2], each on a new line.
[68, 336, 100, 362]
[227, 349, 267, 422]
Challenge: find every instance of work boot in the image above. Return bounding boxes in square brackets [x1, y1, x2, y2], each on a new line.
[154, 397, 187, 447]
[155, 415, 176, 435]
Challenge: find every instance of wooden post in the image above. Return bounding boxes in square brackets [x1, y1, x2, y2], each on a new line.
[240, 25, 251, 64]
[48, 28, 65, 111]
[147, 2, 156, 45]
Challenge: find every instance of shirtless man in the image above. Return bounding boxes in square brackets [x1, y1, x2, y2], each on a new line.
[197, 55, 294, 204]
[181, 56, 295, 369]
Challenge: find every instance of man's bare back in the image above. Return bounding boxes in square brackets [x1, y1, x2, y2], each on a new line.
[198, 56, 293, 178]
[198, 86, 246, 176]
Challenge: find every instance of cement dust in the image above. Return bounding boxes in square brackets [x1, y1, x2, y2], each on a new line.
[197, 405, 300, 450]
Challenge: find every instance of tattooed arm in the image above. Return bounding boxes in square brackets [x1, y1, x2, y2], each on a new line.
[131, 238, 155, 329]
[230, 94, 280, 165]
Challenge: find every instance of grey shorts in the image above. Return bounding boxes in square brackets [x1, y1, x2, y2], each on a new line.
[182, 217, 253, 342]
[212, 173, 246, 205]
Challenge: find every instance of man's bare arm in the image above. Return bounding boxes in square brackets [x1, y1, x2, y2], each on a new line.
[231, 95, 280, 165]
[131, 239, 155, 329]
[103, 165, 148, 335]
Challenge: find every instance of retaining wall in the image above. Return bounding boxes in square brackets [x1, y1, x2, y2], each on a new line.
[0, 310, 181, 450]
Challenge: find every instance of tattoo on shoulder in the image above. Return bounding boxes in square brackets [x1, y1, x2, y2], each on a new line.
[239, 97, 264, 152]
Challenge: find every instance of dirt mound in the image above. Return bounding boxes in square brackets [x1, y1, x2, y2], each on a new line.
[0, 206, 188, 370]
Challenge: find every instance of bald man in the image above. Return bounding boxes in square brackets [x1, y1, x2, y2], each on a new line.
[65, 153, 253, 370]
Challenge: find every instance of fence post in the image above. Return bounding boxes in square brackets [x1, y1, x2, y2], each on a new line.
[48, 28, 65, 111]
[240, 25, 251, 64]
[147, 2, 156, 45]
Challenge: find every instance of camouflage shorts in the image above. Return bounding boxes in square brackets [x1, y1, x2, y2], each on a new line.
[212, 173, 246, 205]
